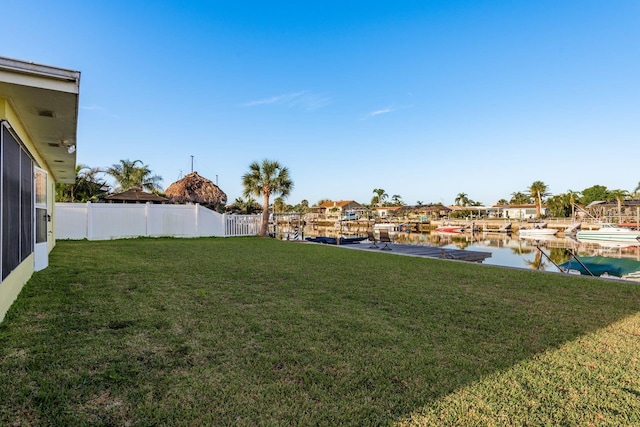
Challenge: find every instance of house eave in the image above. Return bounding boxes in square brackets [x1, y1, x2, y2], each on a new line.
[0, 56, 80, 184]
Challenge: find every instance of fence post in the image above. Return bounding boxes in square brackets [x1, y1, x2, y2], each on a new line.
[86, 201, 93, 240]
[195, 204, 199, 236]
[145, 202, 149, 237]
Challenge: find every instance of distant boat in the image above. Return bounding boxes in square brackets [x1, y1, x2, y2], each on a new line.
[517, 223, 557, 237]
[576, 223, 640, 242]
[341, 212, 358, 221]
[305, 236, 366, 245]
[435, 225, 466, 233]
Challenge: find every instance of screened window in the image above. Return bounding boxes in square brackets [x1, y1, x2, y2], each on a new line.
[1, 124, 34, 280]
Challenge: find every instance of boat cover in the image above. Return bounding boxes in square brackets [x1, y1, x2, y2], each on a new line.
[559, 256, 640, 277]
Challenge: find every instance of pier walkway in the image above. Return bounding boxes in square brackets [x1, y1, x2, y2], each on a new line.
[313, 241, 492, 263]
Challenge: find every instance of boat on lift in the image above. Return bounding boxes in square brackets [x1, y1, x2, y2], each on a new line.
[576, 223, 640, 243]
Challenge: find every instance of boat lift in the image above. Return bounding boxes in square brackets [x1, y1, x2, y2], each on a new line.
[533, 245, 595, 277]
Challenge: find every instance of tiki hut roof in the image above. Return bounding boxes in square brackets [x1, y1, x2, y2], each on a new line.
[164, 171, 227, 209]
[104, 187, 168, 204]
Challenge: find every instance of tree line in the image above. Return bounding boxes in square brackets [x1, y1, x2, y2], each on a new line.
[56, 157, 640, 227]
[55, 159, 163, 202]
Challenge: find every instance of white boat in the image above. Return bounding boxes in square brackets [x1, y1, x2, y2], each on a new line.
[517, 227, 557, 237]
[576, 223, 640, 243]
[517, 223, 557, 237]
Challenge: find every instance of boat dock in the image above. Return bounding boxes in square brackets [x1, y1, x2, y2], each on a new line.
[327, 241, 492, 263]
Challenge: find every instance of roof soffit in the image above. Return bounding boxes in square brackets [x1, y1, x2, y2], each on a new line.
[0, 58, 80, 184]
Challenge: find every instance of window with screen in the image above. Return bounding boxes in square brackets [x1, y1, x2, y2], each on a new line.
[1, 124, 34, 280]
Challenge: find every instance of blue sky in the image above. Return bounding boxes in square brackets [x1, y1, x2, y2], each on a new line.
[3, 1, 639, 206]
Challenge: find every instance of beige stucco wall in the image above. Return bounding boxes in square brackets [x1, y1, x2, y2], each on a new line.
[0, 255, 34, 322]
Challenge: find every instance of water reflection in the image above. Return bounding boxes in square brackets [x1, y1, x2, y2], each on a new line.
[294, 225, 640, 273]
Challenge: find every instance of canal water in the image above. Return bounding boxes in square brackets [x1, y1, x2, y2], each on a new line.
[296, 226, 640, 275]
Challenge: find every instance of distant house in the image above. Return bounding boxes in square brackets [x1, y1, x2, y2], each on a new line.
[447, 205, 504, 219]
[373, 206, 403, 219]
[584, 200, 640, 220]
[399, 204, 451, 220]
[313, 200, 365, 218]
[0, 57, 80, 321]
[497, 204, 548, 219]
[104, 187, 168, 204]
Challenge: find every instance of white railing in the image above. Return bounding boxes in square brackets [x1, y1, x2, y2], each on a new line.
[225, 214, 262, 236]
[55, 202, 261, 240]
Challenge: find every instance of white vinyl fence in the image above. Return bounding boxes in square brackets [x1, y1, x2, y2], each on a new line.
[55, 202, 261, 240]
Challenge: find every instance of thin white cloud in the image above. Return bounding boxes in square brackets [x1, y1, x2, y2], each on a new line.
[242, 91, 331, 110]
[362, 105, 397, 120]
[361, 104, 414, 120]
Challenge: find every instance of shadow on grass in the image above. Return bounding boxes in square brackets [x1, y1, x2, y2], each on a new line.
[1, 237, 639, 425]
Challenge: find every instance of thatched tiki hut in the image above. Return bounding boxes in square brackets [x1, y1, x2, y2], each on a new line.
[165, 172, 227, 211]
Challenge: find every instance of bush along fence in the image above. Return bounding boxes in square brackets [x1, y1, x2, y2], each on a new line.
[55, 202, 261, 240]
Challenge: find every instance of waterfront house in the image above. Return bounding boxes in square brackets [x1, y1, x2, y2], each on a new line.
[313, 200, 365, 219]
[498, 204, 548, 220]
[373, 206, 403, 219]
[584, 200, 640, 222]
[0, 57, 80, 321]
[399, 204, 451, 220]
[448, 205, 502, 219]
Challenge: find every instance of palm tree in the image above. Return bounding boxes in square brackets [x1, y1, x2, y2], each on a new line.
[633, 181, 640, 199]
[454, 192, 469, 206]
[510, 191, 532, 205]
[273, 197, 287, 213]
[529, 181, 549, 218]
[607, 189, 629, 222]
[371, 188, 388, 207]
[242, 159, 293, 236]
[496, 199, 509, 205]
[55, 164, 108, 202]
[106, 159, 162, 192]
[229, 196, 260, 214]
[391, 194, 403, 206]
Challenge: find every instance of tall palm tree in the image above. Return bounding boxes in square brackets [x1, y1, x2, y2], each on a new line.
[454, 192, 469, 206]
[106, 159, 162, 192]
[371, 188, 388, 207]
[529, 181, 549, 218]
[242, 159, 293, 236]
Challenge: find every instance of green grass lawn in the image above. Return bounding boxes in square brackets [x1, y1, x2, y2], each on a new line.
[1, 237, 639, 426]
